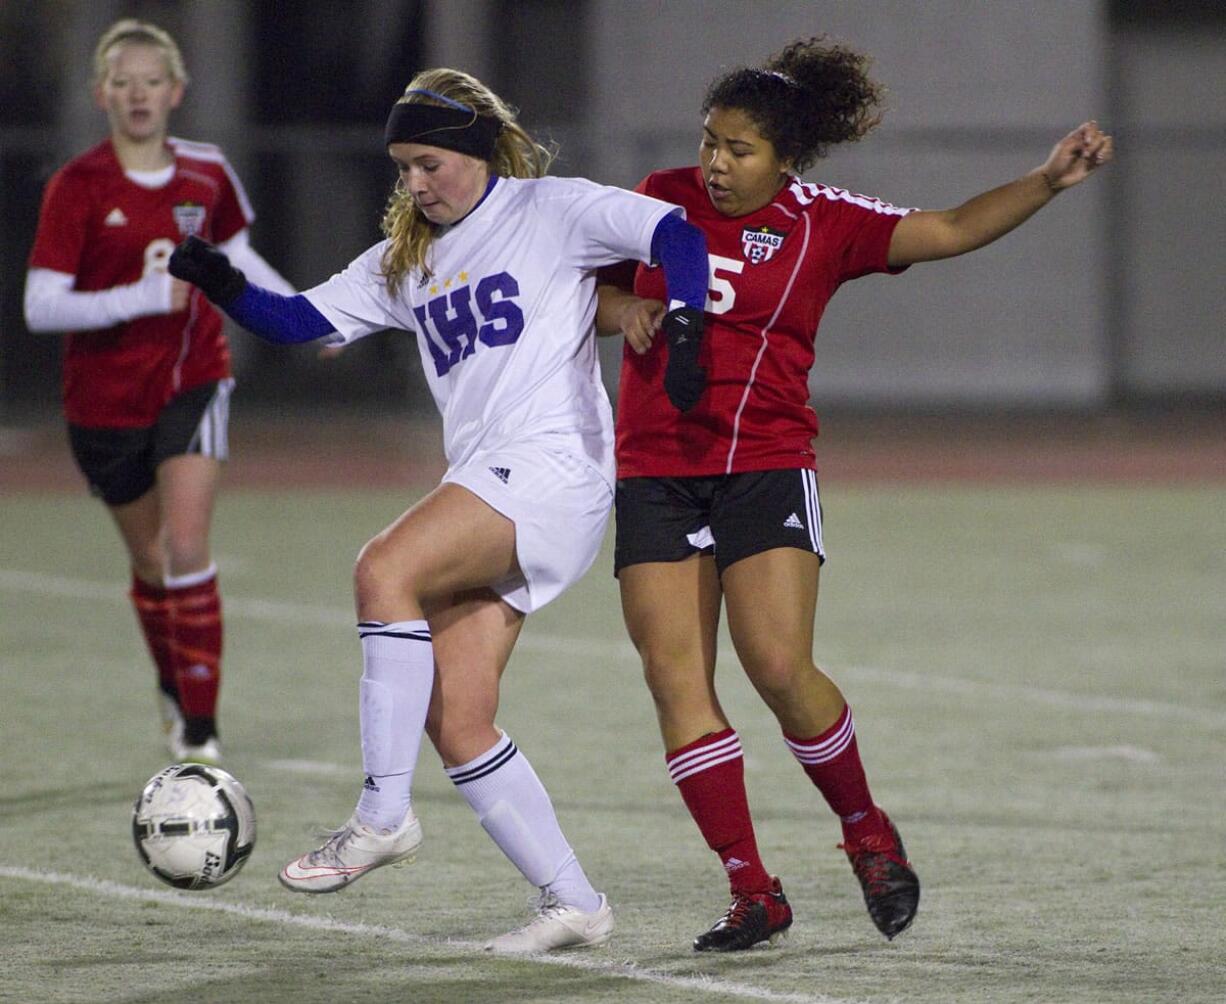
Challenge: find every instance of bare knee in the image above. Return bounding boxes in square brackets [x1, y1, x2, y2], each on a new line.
[746, 655, 844, 727]
[639, 644, 691, 705]
[162, 529, 209, 578]
[130, 555, 164, 586]
[426, 704, 499, 767]
[638, 645, 725, 741]
[354, 533, 420, 615]
[745, 654, 809, 709]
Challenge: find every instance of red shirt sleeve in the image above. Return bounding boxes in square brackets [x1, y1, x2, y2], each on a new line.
[28, 168, 89, 275]
[208, 161, 251, 244]
[828, 194, 911, 282]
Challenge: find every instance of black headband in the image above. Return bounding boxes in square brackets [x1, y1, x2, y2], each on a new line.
[384, 102, 502, 160]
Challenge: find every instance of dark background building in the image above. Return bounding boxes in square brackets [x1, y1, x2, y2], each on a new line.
[2, 0, 1223, 424]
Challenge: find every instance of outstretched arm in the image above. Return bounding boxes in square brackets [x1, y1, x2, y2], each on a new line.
[887, 121, 1113, 268]
[169, 236, 333, 344]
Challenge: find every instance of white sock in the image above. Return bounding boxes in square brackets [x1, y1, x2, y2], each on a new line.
[353, 620, 433, 832]
[446, 732, 601, 913]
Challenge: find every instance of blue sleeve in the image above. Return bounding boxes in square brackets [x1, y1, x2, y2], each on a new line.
[224, 284, 336, 344]
[650, 211, 708, 312]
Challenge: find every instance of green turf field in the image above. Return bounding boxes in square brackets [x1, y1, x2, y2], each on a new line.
[2, 485, 1223, 1003]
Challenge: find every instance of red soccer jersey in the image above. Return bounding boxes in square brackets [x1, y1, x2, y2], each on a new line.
[28, 137, 252, 428]
[614, 166, 910, 478]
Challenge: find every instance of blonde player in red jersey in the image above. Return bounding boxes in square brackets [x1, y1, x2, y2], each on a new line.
[598, 36, 1112, 952]
[23, 19, 292, 764]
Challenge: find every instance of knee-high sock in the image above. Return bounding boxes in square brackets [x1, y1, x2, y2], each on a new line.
[784, 704, 888, 844]
[353, 620, 434, 832]
[667, 728, 773, 895]
[164, 565, 222, 743]
[446, 732, 601, 912]
[130, 574, 175, 698]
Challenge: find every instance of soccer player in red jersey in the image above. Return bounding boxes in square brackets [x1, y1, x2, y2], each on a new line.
[599, 36, 1112, 951]
[24, 19, 292, 764]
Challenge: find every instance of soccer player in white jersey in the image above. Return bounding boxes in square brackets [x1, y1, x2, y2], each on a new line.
[169, 67, 710, 953]
[24, 19, 293, 765]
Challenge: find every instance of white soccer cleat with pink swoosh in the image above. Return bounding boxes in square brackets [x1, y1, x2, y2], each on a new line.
[279, 809, 422, 893]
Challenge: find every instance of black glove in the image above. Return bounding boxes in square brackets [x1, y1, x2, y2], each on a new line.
[662, 306, 706, 412]
[168, 235, 247, 306]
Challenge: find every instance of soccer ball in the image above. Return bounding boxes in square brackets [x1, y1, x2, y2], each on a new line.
[132, 763, 256, 889]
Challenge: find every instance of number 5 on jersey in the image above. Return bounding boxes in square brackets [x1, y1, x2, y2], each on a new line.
[706, 254, 744, 316]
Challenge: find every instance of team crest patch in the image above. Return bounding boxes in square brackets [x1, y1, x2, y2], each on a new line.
[173, 202, 207, 238]
[741, 225, 786, 264]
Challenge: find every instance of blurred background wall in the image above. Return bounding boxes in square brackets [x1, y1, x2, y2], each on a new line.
[1, 0, 1223, 422]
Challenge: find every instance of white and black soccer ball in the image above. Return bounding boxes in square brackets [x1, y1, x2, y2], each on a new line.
[132, 763, 256, 890]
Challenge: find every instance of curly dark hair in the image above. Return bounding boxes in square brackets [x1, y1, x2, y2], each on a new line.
[702, 36, 884, 173]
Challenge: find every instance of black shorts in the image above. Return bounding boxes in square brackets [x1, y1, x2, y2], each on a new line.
[614, 468, 825, 576]
[68, 379, 234, 506]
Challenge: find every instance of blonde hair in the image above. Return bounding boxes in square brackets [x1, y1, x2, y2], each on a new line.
[380, 68, 554, 294]
[93, 19, 188, 87]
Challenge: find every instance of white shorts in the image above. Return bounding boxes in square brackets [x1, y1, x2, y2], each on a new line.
[443, 443, 614, 614]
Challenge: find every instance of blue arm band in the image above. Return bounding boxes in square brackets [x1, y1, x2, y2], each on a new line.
[225, 284, 336, 345]
[650, 211, 709, 312]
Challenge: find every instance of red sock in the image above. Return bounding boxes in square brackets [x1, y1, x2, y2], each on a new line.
[166, 572, 223, 738]
[784, 705, 888, 845]
[130, 574, 176, 698]
[667, 729, 773, 895]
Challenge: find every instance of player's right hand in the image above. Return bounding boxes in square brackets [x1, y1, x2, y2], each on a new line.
[662, 306, 707, 412]
[169, 236, 247, 306]
[620, 297, 665, 355]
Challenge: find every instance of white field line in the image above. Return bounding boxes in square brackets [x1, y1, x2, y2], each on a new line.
[0, 866, 846, 1004]
[3, 567, 1224, 729]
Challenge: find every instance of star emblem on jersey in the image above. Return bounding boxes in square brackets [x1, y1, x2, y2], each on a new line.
[741, 225, 786, 264]
[104, 207, 128, 227]
[489, 466, 511, 484]
[172, 202, 207, 238]
[783, 512, 805, 530]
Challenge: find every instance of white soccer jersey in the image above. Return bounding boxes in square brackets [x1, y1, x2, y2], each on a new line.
[304, 176, 679, 482]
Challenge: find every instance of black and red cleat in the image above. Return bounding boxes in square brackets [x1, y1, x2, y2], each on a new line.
[692, 877, 793, 952]
[840, 812, 920, 940]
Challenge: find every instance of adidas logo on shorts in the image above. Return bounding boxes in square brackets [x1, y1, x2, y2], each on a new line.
[489, 466, 511, 484]
[783, 512, 804, 530]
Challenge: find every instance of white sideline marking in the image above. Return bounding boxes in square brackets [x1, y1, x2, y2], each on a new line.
[834, 664, 1226, 730]
[263, 758, 353, 776]
[0, 866, 845, 1004]
[3, 567, 1224, 729]
[1039, 745, 1161, 763]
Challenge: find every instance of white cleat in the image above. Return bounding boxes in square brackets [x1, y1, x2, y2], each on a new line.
[485, 893, 614, 954]
[173, 736, 223, 765]
[158, 691, 185, 756]
[279, 810, 423, 894]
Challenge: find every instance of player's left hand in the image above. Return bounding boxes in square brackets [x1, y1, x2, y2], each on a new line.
[1040, 121, 1113, 192]
[169, 236, 247, 306]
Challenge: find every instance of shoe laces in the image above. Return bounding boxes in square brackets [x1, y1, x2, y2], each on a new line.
[839, 834, 903, 894]
[718, 891, 758, 928]
[508, 891, 569, 930]
[305, 824, 353, 864]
